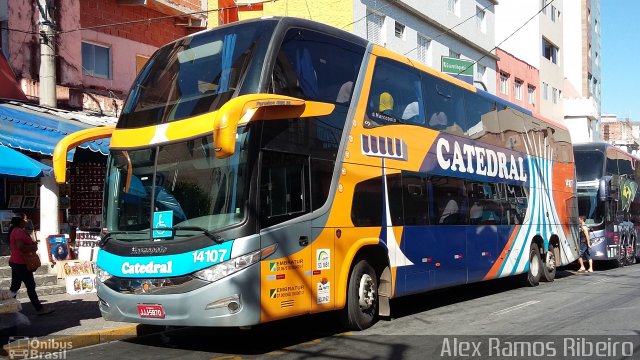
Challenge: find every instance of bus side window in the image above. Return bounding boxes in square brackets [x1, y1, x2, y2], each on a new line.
[464, 92, 496, 141]
[269, 28, 365, 105]
[365, 58, 424, 128]
[402, 172, 429, 226]
[352, 177, 383, 227]
[422, 74, 466, 135]
[431, 177, 467, 225]
[259, 150, 310, 228]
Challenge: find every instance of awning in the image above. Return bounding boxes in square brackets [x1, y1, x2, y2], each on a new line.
[0, 101, 113, 161]
[0, 145, 53, 177]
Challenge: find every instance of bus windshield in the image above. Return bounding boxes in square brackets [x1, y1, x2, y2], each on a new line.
[118, 20, 276, 129]
[577, 188, 604, 226]
[103, 129, 251, 241]
[574, 150, 604, 182]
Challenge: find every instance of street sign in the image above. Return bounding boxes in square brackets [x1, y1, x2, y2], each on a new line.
[441, 56, 474, 84]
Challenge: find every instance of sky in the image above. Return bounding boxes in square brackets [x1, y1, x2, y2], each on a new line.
[600, 1, 640, 119]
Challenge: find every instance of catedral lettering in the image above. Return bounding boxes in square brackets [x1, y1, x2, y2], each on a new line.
[121, 261, 173, 275]
[436, 137, 528, 182]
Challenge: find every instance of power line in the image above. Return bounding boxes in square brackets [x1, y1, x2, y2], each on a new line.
[456, 0, 556, 77]
[304, 0, 313, 21]
[341, 1, 394, 30]
[0, 27, 38, 35]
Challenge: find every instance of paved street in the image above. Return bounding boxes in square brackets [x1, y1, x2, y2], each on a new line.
[54, 263, 640, 359]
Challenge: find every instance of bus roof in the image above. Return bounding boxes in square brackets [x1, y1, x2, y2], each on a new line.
[574, 142, 640, 160]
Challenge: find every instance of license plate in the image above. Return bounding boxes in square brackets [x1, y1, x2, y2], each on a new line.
[137, 304, 165, 319]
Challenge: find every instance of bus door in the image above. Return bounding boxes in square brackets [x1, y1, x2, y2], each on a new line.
[259, 150, 312, 321]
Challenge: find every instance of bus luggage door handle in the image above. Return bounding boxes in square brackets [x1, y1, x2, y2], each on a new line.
[299, 236, 309, 247]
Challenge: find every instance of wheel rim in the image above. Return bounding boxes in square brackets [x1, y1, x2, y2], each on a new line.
[530, 250, 540, 277]
[358, 274, 376, 310]
[546, 251, 556, 272]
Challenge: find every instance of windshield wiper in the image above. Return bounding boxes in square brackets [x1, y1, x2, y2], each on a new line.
[171, 226, 223, 243]
[100, 230, 149, 246]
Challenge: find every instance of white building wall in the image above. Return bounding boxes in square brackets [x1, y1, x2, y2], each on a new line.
[563, 0, 583, 96]
[353, 0, 498, 94]
[495, 0, 540, 68]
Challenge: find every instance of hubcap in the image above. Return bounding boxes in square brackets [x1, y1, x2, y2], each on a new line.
[358, 274, 376, 310]
[546, 251, 556, 272]
[530, 250, 540, 277]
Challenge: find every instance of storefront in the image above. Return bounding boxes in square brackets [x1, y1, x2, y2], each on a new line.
[0, 100, 115, 272]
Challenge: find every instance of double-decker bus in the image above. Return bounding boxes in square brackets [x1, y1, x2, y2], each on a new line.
[574, 143, 640, 267]
[54, 17, 579, 330]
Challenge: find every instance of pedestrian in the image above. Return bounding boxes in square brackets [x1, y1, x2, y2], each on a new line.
[8, 212, 54, 315]
[577, 215, 593, 273]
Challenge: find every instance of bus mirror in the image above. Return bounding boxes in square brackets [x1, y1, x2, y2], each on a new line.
[213, 94, 335, 159]
[599, 176, 611, 201]
[53, 126, 115, 183]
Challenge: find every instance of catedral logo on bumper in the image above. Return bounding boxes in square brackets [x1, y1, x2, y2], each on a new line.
[122, 261, 173, 275]
[97, 241, 234, 278]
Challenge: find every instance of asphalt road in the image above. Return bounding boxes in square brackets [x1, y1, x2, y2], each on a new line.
[60, 262, 640, 359]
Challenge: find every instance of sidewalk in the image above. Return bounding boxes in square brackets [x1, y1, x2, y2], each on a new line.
[1, 292, 164, 356]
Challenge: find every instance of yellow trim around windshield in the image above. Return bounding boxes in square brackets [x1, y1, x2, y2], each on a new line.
[53, 126, 115, 183]
[109, 94, 335, 158]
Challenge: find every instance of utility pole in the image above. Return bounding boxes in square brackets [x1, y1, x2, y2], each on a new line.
[37, 0, 56, 108]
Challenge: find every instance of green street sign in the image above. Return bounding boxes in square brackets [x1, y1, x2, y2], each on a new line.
[441, 56, 474, 77]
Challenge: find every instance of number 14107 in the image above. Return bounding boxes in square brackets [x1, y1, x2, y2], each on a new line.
[192, 249, 228, 263]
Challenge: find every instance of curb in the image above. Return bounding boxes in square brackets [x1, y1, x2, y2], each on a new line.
[1, 324, 141, 358]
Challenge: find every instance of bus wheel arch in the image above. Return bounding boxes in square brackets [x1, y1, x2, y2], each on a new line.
[340, 245, 389, 330]
[542, 235, 559, 282]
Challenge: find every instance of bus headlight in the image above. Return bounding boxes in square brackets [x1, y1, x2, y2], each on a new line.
[96, 266, 112, 283]
[193, 244, 277, 283]
[591, 237, 604, 247]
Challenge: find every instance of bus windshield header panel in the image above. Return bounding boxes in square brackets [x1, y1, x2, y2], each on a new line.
[118, 21, 277, 129]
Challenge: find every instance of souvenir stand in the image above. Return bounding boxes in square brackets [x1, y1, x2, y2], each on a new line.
[55, 151, 106, 294]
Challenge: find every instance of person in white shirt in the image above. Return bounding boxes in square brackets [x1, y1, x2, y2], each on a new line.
[439, 193, 459, 224]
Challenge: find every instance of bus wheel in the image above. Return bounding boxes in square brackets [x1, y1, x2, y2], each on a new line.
[341, 259, 378, 330]
[625, 239, 636, 265]
[541, 246, 556, 282]
[616, 244, 626, 268]
[521, 243, 542, 287]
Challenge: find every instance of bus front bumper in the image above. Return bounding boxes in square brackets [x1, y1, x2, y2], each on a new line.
[96, 266, 261, 327]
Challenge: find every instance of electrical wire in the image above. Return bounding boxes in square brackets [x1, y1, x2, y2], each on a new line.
[304, 0, 313, 21]
[455, 0, 556, 76]
[341, 1, 394, 30]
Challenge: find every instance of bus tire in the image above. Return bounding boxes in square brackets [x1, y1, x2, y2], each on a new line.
[541, 246, 556, 282]
[521, 243, 542, 287]
[625, 238, 636, 266]
[615, 244, 626, 268]
[340, 258, 378, 330]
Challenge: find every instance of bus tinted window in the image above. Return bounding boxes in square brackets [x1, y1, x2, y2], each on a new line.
[402, 172, 429, 226]
[467, 182, 503, 225]
[423, 75, 466, 135]
[606, 149, 619, 176]
[464, 93, 496, 141]
[270, 28, 365, 105]
[260, 151, 310, 228]
[310, 158, 334, 211]
[119, 21, 276, 128]
[364, 58, 424, 128]
[431, 177, 467, 225]
[574, 150, 604, 181]
[352, 177, 383, 227]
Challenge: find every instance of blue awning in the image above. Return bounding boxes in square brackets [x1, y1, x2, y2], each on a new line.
[0, 145, 53, 177]
[0, 102, 111, 161]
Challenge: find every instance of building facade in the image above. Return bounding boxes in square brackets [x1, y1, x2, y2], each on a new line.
[601, 114, 640, 153]
[562, 0, 601, 143]
[209, 0, 499, 94]
[0, 0, 206, 116]
[495, 0, 564, 123]
[495, 48, 540, 115]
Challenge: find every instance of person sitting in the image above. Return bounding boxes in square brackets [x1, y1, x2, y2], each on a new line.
[439, 193, 459, 224]
[379, 92, 395, 116]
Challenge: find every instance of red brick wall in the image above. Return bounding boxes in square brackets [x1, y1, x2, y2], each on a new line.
[80, 0, 197, 48]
